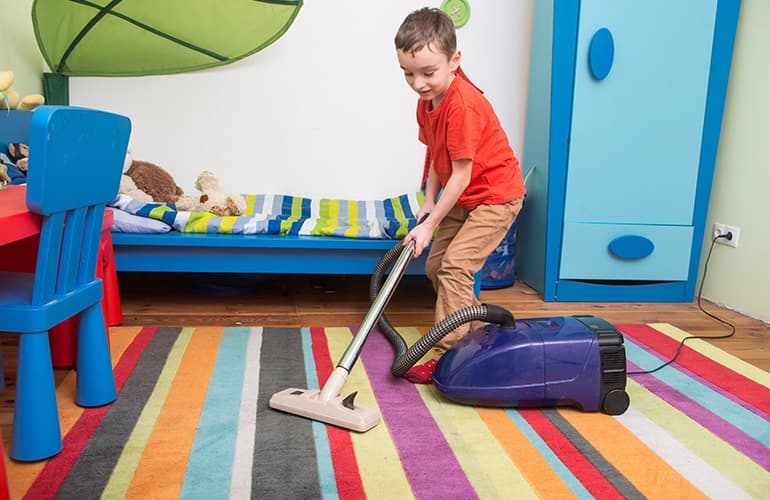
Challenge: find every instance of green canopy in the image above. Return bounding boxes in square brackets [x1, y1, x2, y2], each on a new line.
[32, 0, 303, 77]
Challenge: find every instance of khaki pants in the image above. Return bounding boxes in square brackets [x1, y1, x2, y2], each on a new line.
[425, 197, 524, 355]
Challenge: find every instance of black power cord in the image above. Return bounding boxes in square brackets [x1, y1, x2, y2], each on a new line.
[627, 232, 736, 375]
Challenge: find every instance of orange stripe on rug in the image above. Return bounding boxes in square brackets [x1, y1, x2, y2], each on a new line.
[477, 407, 574, 498]
[560, 409, 707, 499]
[124, 326, 224, 499]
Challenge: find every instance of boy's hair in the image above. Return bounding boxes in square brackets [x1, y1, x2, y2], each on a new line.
[394, 7, 456, 59]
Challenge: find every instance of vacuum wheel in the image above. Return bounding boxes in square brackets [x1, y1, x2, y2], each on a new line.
[602, 389, 630, 415]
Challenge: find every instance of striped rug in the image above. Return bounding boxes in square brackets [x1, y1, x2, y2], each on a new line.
[6, 323, 770, 499]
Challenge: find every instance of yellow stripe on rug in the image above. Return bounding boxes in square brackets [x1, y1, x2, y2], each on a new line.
[125, 326, 224, 499]
[419, 386, 538, 499]
[324, 327, 414, 499]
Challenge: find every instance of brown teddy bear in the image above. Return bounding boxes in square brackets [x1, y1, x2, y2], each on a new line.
[125, 159, 184, 204]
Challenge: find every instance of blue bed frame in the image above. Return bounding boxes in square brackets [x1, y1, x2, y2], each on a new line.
[2, 109, 467, 291]
[110, 232, 429, 276]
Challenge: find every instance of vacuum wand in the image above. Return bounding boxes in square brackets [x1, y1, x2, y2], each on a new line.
[338, 242, 414, 371]
[269, 241, 415, 432]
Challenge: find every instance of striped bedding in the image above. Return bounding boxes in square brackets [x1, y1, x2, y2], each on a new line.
[109, 192, 424, 239]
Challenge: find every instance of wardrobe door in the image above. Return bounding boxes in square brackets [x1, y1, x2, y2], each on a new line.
[563, 0, 717, 226]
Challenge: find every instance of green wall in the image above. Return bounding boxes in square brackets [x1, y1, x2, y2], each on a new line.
[0, 0, 42, 95]
[699, 0, 770, 322]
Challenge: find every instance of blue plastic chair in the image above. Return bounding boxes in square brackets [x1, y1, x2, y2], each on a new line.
[0, 106, 131, 461]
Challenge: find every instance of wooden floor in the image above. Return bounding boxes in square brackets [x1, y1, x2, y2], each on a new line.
[1, 271, 769, 450]
[2, 272, 769, 415]
[114, 271, 770, 371]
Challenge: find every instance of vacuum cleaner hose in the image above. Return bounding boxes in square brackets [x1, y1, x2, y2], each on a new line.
[371, 242, 515, 377]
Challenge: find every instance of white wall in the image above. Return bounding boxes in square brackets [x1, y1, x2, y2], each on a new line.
[69, 1, 533, 199]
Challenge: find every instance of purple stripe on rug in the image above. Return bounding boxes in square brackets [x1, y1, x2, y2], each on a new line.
[627, 337, 770, 422]
[628, 360, 770, 471]
[360, 329, 478, 500]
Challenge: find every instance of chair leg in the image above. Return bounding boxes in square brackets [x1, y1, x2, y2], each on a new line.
[12, 332, 62, 461]
[76, 303, 117, 407]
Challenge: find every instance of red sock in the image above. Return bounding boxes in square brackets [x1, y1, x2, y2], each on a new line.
[403, 358, 438, 384]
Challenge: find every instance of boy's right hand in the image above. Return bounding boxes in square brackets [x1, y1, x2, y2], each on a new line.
[403, 222, 434, 258]
[406, 200, 437, 257]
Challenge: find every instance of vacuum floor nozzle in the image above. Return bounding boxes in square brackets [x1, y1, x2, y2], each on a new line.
[269, 388, 380, 432]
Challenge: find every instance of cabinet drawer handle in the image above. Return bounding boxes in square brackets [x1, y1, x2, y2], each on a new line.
[589, 27, 614, 80]
[608, 235, 654, 260]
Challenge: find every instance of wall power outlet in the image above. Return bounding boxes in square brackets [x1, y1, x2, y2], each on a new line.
[713, 223, 740, 248]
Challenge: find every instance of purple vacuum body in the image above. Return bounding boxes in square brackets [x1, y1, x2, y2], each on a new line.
[432, 315, 630, 415]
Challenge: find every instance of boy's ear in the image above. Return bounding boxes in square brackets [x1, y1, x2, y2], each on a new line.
[450, 50, 462, 72]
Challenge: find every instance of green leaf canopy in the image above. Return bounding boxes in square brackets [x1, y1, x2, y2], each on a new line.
[32, 0, 303, 76]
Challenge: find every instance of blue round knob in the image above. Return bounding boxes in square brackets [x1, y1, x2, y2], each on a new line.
[608, 235, 654, 260]
[589, 28, 614, 80]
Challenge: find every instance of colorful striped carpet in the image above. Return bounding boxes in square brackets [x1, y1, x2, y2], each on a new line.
[5, 323, 770, 499]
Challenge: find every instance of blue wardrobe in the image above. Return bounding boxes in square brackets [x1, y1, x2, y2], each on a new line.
[517, 0, 741, 302]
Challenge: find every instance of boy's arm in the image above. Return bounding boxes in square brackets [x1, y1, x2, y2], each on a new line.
[405, 158, 472, 257]
[418, 165, 441, 219]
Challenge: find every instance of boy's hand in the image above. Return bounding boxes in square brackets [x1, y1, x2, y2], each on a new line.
[404, 205, 435, 257]
[404, 223, 434, 258]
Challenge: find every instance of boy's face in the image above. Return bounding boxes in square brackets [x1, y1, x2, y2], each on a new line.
[397, 43, 460, 107]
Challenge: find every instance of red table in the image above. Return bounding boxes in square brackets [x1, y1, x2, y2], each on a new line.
[0, 185, 41, 245]
[0, 184, 122, 367]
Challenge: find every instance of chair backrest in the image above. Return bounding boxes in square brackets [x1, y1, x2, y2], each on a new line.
[26, 106, 131, 306]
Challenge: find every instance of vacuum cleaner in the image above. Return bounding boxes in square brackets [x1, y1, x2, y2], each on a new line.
[269, 241, 630, 432]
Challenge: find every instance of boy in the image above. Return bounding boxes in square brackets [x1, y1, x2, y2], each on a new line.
[395, 7, 526, 383]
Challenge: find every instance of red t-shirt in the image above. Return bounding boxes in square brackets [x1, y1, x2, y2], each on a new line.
[417, 76, 526, 210]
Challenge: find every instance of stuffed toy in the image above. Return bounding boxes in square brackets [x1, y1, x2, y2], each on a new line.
[0, 163, 10, 189]
[176, 170, 246, 216]
[125, 159, 184, 204]
[7, 143, 28, 172]
[0, 71, 44, 111]
[119, 174, 153, 203]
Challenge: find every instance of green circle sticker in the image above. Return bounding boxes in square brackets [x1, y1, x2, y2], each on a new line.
[441, 0, 471, 28]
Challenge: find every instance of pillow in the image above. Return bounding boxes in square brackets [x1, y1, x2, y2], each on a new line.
[108, 207, 172, 233]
